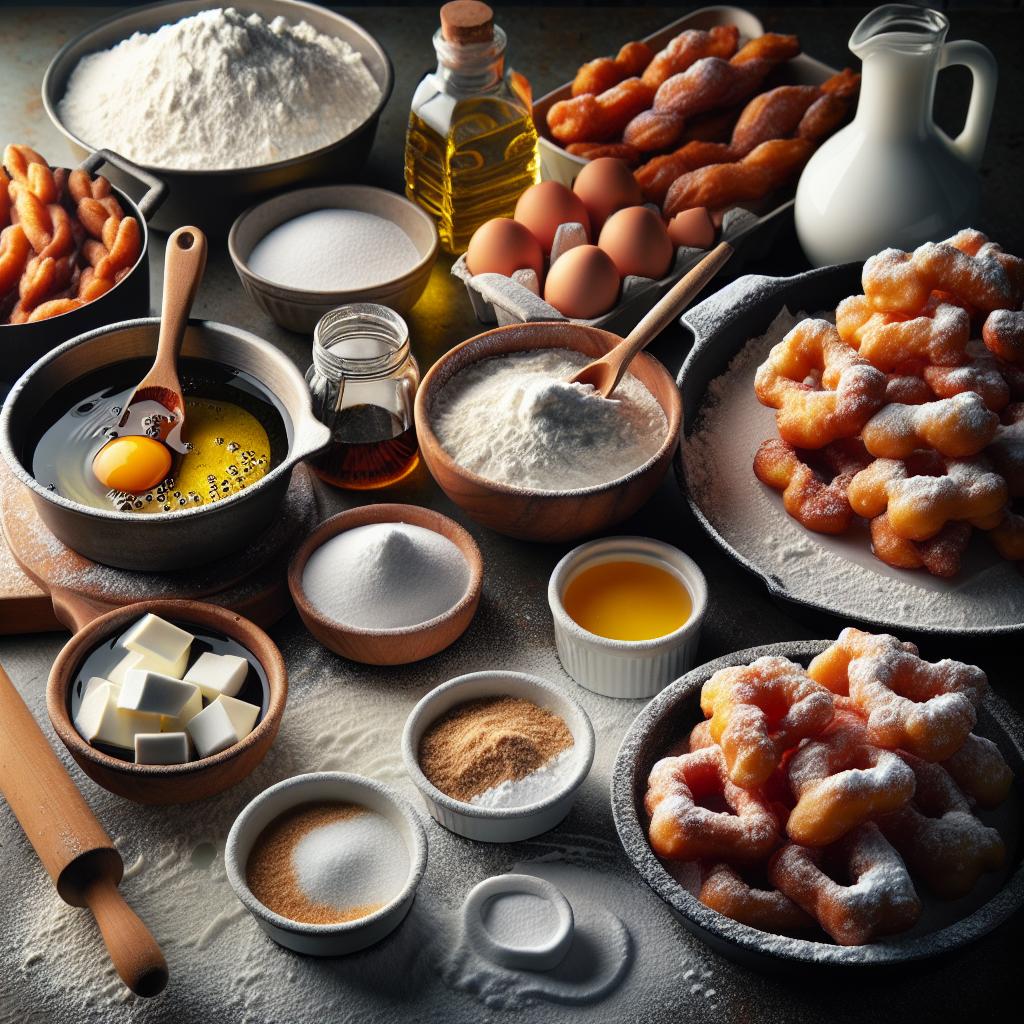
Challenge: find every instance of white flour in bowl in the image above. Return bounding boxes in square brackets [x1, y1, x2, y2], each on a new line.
[58, 7, 382, 171]
[432, 348, 668, 492]
[682, 308, 1024, 632]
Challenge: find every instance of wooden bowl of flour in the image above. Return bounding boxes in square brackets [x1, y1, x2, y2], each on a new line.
[414, 323, 682, 542]
[287, 505, 484, 665]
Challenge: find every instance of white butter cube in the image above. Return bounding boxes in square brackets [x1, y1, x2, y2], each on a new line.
[187, 695, 260, 758]
[161, 684, 203, 733]
[122, 614, 193, 673]
[74, 681, 161, 750]
[118, 669, 198, 718]
[106, 650, 146, 685]
[79, 675, 114, 703]
[135, 731, 191, 765]
[109, 646, 188, 682]
[183, 652, 249, 700]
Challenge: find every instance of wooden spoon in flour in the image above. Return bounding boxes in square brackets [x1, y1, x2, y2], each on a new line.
[568, 240, 733, 398]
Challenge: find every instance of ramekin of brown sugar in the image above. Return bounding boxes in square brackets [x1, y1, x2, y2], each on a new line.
[225, 772, 427, 956]
[401, 671, 595, 843]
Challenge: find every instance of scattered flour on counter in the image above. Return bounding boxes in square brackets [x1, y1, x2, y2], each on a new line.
[682, 308, 1024, 631]
[4, 567, 728, 1024]
[58, 8, 382, 171]
[441, 859, 717, 1012]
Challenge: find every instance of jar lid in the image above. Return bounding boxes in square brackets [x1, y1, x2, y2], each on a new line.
[440, 1, 493, 45]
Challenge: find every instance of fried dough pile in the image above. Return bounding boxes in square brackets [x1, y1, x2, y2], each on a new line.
[645, 629, 1010, 945]
[548, 28, 859, 218]
[0, 143, 140, 325]
[753, 230, 1024, 577]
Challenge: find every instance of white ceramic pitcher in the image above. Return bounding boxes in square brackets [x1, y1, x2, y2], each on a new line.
[795, 4, 996, 267]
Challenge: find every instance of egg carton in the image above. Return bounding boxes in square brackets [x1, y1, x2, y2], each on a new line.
[451, 206, 760, 335]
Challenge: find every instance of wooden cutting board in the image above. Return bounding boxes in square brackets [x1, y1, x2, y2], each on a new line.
[0, 529, 61, 633]
[0, 463, 318, 633]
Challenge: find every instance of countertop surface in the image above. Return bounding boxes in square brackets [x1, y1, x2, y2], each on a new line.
[0, 6, 1021, 1023]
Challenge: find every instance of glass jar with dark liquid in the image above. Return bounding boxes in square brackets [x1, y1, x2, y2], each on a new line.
[306, 304, 421, 489]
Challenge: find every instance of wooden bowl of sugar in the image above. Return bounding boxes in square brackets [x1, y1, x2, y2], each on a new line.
[288, 504, 484, 665]
[413, 322, 683, 542]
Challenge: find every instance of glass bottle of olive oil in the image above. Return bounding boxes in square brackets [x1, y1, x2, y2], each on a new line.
[405, 1, 540, 254]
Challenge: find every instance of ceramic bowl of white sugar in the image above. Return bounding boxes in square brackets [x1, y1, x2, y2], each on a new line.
[415, 321, 683, 542]
[229, 185, 439, 332]
[225, 771, 427, 956]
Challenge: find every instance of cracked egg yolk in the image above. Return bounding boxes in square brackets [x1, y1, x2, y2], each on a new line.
[92, 435, 172, 493]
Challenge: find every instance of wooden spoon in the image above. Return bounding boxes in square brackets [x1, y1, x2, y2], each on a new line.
[568, 240, 733, 397]
[118, 225, 208, 452]
[0, 660, 168, 997]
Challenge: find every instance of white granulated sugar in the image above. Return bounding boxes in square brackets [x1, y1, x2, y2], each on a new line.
[292, 810, 409, 909]
[432, 348, 667, 491]
[471, 747, 577, 808]
[58, 8, 382, 171]
[480, 891, 560, 948]
[302, 522, 469, 630]
[682, 308, 1023, 631]
[249, 210, 421, 291]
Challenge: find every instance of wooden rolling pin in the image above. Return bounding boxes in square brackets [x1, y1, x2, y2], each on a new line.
[0, 660, 168, 997]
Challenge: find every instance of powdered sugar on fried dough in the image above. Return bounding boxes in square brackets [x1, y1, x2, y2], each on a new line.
[681, 307, 1024, 629]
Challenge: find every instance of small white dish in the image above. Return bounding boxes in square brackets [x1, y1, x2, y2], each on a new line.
[461, 873, 574, 971]
[229, 184, 439, 332]
[225, 771, 427, 956]
[548, 536, 708, 699]
[401, 671, 595, 843]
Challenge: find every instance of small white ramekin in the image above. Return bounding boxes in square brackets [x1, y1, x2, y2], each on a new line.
[548, 536, 708, 699]
[401, 671, 595, 843]
[225, 772, 427, 956]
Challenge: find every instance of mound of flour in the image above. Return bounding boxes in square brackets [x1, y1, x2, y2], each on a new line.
[58, 7, 382, 170]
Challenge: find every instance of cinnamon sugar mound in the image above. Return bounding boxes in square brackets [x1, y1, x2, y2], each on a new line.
[419, 696, 574, 802]
[246, 803, 383, 925]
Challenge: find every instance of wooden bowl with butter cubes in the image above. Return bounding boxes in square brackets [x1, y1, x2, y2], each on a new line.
[47, 600, 287, 804]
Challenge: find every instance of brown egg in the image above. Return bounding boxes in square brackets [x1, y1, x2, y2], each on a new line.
[667, 207, 716, 250]
[543, 244, 620, 319]
[514, 181, 591, 256]
[572, 157, 643, 233]
[466, 218, 545, 279]
[598, 206, 674, 281]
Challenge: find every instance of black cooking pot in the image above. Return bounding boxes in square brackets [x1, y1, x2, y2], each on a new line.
[0, 149, 165, 390]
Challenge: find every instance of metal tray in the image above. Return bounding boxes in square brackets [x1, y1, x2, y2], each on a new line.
[457, 4, 841, 335]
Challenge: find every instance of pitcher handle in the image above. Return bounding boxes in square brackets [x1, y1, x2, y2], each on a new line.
[941, 40, 997, 169]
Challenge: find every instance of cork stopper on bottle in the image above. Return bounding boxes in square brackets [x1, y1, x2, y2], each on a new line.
[440, 1, 494, 45]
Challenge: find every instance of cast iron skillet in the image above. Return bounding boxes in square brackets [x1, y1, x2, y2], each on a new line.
[673, 264, 1024, 638]
[611, 640, 1024, 972]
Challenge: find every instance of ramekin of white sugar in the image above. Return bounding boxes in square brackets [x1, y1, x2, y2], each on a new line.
[225, 772, 427, 956]
[548, 537, 708, 699]
[402, 671, 595, 843]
